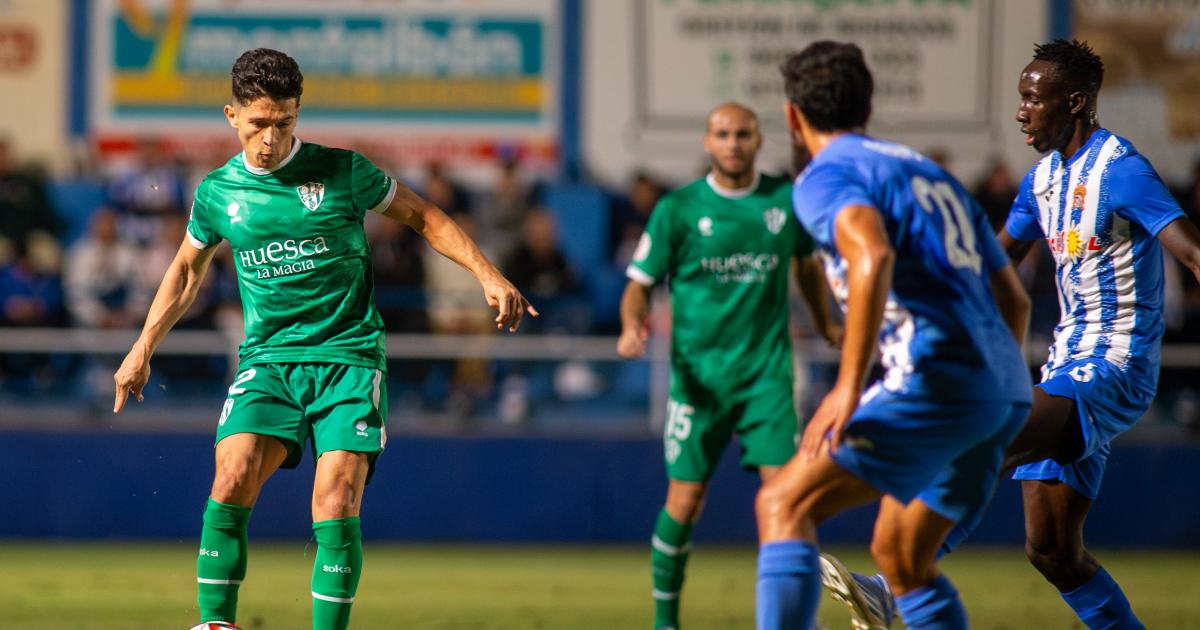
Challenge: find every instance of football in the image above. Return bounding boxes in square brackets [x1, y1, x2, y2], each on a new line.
[188, 623, 241, 630]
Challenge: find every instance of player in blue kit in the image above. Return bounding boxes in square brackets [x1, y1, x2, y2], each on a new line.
[754, 41, 1033, 630]
[821, 39, 1200, 630]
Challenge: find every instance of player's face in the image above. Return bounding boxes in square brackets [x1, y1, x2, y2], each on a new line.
[704, 109, 762, 180]
[224, 97, 300, 170]
[1016, 60, 1073, 154]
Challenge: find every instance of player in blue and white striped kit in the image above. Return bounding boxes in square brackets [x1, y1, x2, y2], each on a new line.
[755, 41, 1034, 630]
[822, 39, 1200, 630]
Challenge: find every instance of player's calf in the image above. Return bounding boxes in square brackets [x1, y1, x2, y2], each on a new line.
[311, 516, 363, 630]
[196, 499, 252, 624]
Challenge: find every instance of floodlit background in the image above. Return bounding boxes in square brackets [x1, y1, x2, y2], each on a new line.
[0, 1, 1198, 628]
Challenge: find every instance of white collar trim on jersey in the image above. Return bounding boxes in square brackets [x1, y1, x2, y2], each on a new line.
[706, 171, 761, 199]
[242, 137, 303, 175]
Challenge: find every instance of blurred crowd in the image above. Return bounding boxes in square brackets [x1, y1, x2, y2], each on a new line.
[2, 139, 1200, 425]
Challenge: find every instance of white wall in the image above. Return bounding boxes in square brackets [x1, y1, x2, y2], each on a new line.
[0, 0, 68, 172]
[583, 0, 1049, 189]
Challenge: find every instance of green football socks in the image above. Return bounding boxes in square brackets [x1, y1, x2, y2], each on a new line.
[651, 509, 694, 629]
[311, 516, 363, 630]
[197, 497, 252, 623]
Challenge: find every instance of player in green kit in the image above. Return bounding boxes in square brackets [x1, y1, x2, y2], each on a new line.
[617, 102, 840, 630]
[112, 49, 535, 630]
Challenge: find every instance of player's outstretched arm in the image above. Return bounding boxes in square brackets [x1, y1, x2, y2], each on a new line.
[793, 256, 842, 347]
[800, 205, 894, 460]
[990, 264, 1031, 347]
[1157, 217, 1200, 285]
[616, 280, 652, 359]
[381, 182, 537, 331]
[113, 239, 218, 413]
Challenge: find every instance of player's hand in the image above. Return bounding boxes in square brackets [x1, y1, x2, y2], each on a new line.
[481, 273, 539, 332]
[799, 383, 860, 461]
[113, 346, 151, 413]
[821, 322, 845, 348]
[616, 327, 649, 359]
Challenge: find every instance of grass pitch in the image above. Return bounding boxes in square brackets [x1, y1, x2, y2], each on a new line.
[2, 542, 1197, 629]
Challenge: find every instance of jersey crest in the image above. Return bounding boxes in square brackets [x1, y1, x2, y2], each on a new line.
[763, 207, 787, 234]
[297, 182, 325, 211]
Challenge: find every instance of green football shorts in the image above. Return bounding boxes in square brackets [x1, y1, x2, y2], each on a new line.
[215, 362, 387, 472]
[664, 378, 798, 482]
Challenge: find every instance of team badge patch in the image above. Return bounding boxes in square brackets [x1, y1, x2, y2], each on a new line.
[297, 182, 325, 211]
[763, 207, 787, 234]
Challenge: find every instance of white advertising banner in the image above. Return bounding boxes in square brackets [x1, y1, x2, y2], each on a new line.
[638, 0, 993, 132]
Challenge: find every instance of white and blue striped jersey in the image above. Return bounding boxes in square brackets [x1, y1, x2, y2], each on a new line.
[1007, 129, 1184, 383]
[794, 135, 1030, 403]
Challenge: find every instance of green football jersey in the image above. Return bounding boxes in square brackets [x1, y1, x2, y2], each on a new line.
[187, 139, 396, 370]
[627, 172, 814, 396]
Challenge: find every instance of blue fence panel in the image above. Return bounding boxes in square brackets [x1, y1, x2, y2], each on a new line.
[2, 431, 1197, 547]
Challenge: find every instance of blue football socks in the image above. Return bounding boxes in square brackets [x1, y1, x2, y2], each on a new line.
[895, 574, 968, 630]
[756, 540, 820, 630]
[1060, 567, 1145, 630]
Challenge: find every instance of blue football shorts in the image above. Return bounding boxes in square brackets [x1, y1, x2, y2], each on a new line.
[1012, 357, 1155, 499]
[830, 384, 1030, 523]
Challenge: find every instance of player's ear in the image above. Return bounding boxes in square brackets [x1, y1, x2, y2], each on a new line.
[784, 101, 803, 136]
[224, 103, 238, 128]
[1067, 91, 1088, 117]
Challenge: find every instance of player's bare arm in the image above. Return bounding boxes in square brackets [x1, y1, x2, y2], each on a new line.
[800, 204, 894, 460]
[113, 239, 219, 413]
[617, 280, 653, 359]
[990, 264, 1032, 347]
[793, 256, 842, 346]
[1156, 216, 1200, 284]
[997, 227, 1038, 266]
[381, 181, 537, 331]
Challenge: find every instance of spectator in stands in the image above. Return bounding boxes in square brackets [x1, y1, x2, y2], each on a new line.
[64, 207, 147, 328]
[0, 138, 60, 265]
[367, 212, 428, 332]
[925, 146, 952, 171]
[506, 209, 578, 299]
[106, 137, 188, 244]
[505, 208, 586, 331]
[0, 238, 63, 327]
[139, 214, 215, 329]
[477, 153, 536, 264]
[974, 159, 1019, 231]
[0, 238, 66, 393]
[611, 170, 666, 267]
[424, 211, 498, 414]
[423, 161, 472, 216]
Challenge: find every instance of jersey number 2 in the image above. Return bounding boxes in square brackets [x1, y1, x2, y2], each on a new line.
[912, 176, 982, 275]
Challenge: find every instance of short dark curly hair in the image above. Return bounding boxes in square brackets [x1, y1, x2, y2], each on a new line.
[780, 41, 873, 133]
[1032, 39, 1104, 97]
[231, 48, 304, 105]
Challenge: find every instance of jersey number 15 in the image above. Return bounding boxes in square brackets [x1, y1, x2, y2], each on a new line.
[912, 176, 982, 275]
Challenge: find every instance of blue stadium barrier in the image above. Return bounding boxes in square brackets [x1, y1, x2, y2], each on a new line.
[2, 430, 1197, 547]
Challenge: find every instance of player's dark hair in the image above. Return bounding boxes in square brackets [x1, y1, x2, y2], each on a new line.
[231, 48, 304, 105]
[1032, 39, 1104, 97]
[780, 41, 873, 132]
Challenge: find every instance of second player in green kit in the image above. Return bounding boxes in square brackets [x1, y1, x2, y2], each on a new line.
[630, 172, 811, 482]
[617, 102, 839, 630]
[113, 49, 535, 630]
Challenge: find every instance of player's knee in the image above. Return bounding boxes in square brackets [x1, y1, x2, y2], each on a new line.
[313, 490, 358, 520]
[869, 535, 896, 573]
[211, 458, 262, 504]
[665, 486, 707, 523]
[211, 448, 270, 504]
[754, 479, 799, 529]
[1024, 536, 1078, 578]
